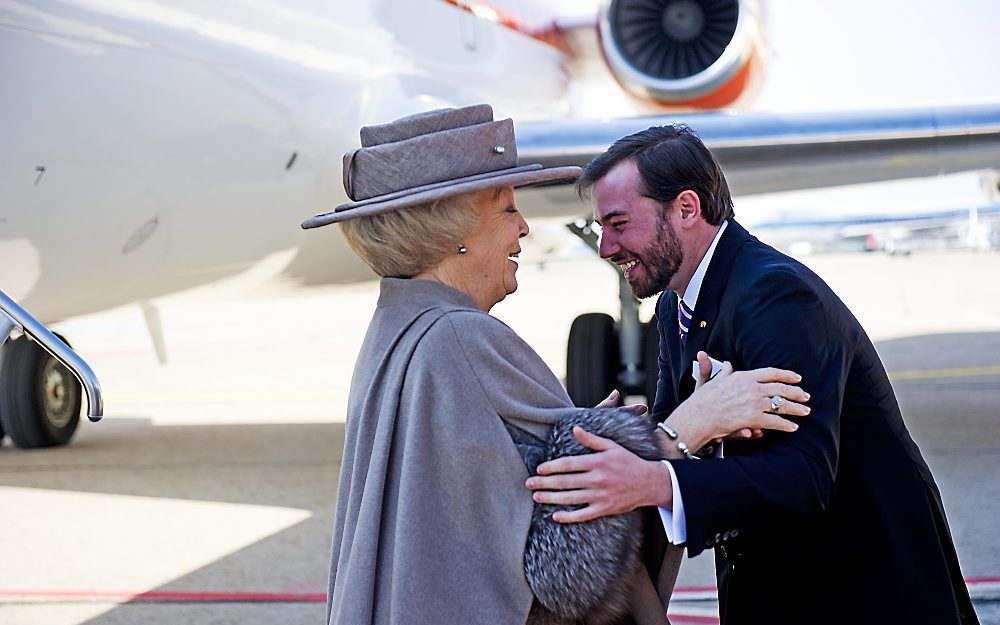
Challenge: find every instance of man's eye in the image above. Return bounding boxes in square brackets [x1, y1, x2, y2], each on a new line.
[612, 221, 627, 228]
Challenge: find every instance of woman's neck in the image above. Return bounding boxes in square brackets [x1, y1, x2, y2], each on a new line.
[413, 265, 492, 312]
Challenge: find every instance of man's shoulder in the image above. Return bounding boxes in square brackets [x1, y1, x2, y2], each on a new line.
[724, 240, 862, 335]
[730, 239, 825, 295]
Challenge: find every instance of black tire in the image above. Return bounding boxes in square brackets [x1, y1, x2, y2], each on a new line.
[566, 313, 620, 407]
[0, 335, 81, 448]
[642, 317, 661, 405]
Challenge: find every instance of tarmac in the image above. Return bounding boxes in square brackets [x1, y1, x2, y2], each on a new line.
[2, 248, 999, 625]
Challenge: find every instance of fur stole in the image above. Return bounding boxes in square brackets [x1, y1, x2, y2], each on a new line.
[506, 407, 662, 625]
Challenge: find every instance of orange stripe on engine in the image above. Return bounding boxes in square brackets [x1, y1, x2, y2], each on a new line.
[679, 49, 757, 109]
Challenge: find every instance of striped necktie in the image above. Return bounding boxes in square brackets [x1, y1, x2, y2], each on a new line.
[677, 299, 693, 348]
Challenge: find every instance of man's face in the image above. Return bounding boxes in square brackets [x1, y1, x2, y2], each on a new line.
[593, 160, 684, 299]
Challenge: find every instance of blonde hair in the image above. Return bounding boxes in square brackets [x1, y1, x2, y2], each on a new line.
[340, 190, 490, 278]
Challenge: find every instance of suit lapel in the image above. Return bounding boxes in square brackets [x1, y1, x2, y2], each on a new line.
[677, 219, 753, 390]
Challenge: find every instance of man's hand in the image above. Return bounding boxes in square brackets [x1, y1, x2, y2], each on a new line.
[525, 426, 672, 523]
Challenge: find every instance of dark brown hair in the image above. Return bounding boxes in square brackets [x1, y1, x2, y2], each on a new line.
[576, 124, 734, 226]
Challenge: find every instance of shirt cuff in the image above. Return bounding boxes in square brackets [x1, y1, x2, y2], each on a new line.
[657, 460, 686, 545]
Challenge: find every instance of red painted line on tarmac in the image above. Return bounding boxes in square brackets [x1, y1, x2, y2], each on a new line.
[1, 576, 994, 614]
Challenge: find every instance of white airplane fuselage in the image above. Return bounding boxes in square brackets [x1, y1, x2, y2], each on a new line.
[4, 0, 999, 447]
[1, 0, 573, 322]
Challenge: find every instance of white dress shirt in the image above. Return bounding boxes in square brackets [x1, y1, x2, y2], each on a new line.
[658, 220, 727, 545]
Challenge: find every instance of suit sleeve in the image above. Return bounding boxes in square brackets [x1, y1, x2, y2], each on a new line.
[667, 269, 851, 557]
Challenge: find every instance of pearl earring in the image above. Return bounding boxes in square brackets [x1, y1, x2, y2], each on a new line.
[457, 246, 467, 254]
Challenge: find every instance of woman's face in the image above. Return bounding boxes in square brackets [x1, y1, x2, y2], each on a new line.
[460, 186, 529, 310]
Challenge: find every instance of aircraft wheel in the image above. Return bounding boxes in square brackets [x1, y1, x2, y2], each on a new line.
[0, 335, 81, 448]
[642, 317, 661, 404]
[566, 313, 620, 407]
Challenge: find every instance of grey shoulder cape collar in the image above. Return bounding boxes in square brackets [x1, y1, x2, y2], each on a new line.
[377, 277, 479, 312]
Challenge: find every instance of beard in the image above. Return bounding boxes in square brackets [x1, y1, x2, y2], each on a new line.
[629, 216, 683, 299]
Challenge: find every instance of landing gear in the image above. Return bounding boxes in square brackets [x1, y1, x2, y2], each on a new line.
[565, 279, 661, 407]
[565, 219, 661, 407]
[0, 334, 82, 448]
[566, 313, 619, 407]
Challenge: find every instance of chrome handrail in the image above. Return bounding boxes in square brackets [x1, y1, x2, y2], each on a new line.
[0, 290, 103, 421]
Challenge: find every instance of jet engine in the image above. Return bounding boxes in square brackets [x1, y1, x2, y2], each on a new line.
[599, 0, 759, 107]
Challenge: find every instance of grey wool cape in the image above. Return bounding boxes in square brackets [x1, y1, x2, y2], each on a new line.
[327, 278, 678, 625]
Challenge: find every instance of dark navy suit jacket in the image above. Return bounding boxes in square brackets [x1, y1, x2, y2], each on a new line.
[652, 219, 977, 625]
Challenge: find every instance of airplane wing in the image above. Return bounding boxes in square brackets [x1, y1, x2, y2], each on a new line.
[513, 104, 1000, 218]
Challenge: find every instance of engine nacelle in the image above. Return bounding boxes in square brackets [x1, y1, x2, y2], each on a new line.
[599, 0, 759, 107]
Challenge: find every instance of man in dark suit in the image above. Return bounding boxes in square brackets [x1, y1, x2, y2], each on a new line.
[528, 125, 977, 624]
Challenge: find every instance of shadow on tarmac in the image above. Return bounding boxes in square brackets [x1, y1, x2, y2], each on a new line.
[1, 421, 344, 624]
[2, 332, 998, 624]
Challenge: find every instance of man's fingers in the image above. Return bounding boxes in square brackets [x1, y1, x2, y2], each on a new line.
[552, 505, 603, 524]
[760, 382, 810, 403]
[723, 428, 752, 441]
[750, 367, 802, 384]
[525, 472, 589, 491]
[573, 426, 617, 452]
[534, 453, 597, 476]
[531, 489, 592, 506]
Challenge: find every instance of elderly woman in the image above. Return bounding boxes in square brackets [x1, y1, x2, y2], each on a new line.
[301, 105, 808, 625]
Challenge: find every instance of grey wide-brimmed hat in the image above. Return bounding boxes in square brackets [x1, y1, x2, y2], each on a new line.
[301, 104, 581, 228]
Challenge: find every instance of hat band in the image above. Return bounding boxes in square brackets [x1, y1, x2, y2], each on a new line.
[346, 119, 517, 201]
[336, 164, 543, 213]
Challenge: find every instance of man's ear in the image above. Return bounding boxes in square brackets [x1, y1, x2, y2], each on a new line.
[676, 190, 702, 227]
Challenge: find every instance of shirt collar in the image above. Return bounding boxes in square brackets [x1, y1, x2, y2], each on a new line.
[681, 220, 728, 311]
